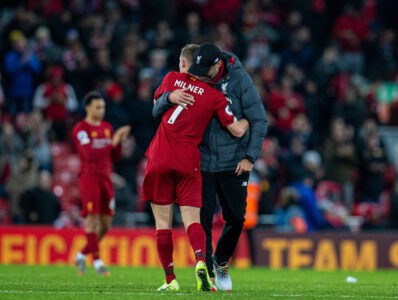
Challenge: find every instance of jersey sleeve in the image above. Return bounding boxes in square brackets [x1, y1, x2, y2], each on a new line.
[109, 125, 122, 162]
[154, 72, 174, 100]
[214, 93, 236, 127]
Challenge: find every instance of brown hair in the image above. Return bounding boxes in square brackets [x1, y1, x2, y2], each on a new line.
[180, 44, 199, 63]
[83, 91, 103, 106]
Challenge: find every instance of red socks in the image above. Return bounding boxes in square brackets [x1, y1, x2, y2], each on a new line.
[187, 223, 206, 263]
[155, 224, 205, 283]
[81, 232, 100, 260]
[156, 229, 176, 284]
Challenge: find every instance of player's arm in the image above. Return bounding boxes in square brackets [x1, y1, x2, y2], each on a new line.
[111, 125, 131, 162]
[226, 118, 249, 138]
[112, 125, 130, 147]
[215, 95, 249, 138]
[153, 72, 174, 118]
[153, 92, 173, 119]
[153, 88, 195, 119]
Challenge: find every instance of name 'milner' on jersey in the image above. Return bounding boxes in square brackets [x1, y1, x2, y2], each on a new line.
[146, 71, 236, 174]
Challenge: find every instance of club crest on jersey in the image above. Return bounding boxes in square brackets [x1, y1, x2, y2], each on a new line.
[77, 130, 90, 145]
[221, 82, 228, 95]
[104, 128, 111, 138]
[196, 55, 202, 64]
[225, 105, 233, 116]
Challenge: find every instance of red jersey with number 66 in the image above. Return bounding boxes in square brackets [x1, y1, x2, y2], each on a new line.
[146, 72, 236, 174]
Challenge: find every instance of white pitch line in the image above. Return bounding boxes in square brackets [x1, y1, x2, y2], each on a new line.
[1, 290, 398, 298]
[0, 290, 250, 297]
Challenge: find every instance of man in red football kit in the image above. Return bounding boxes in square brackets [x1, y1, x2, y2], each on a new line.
[142, 44, 249, 291]
[73, 91, 130, 275]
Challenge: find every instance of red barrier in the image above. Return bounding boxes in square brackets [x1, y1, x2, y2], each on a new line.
[0, 226, 251, 267]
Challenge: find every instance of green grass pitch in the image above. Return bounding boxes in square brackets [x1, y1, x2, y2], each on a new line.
[0, 265, 398, 299]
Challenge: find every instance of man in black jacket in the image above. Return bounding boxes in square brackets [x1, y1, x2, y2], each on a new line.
[19, 171, 61, 224]
[153, 43, 267, 291]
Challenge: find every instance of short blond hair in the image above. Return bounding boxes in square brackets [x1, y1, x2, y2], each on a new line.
[180, 44, 199, 63]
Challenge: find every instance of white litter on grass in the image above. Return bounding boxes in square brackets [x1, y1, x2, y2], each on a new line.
[346, 276, 358, 283]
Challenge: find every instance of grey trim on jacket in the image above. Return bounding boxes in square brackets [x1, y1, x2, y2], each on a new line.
[152, 52, 268, 172]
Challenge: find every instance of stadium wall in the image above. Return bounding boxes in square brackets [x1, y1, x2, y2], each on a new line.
[252, 231, 398, 270]
[0, 226, 250, 267]
[1, 227, 398, 270]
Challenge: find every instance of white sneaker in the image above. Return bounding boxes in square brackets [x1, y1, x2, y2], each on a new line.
[94, 259, 110, 276]
[75, 252, 86, 274]
[213, 256, 232, 291]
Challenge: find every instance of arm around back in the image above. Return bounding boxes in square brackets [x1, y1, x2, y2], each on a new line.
[152, 92, 172, 119]
[226, 118, 249, 138]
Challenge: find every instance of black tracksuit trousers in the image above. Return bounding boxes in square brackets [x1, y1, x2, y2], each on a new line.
[200, 171, 249, 277]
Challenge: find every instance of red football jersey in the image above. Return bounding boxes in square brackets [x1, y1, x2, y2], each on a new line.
[146, 72, 236, 174]
[72, 120, 122, 177]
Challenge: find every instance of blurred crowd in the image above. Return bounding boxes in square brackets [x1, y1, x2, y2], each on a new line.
[1, 0, 398, 232]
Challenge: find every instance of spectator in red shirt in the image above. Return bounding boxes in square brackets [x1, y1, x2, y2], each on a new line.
[33, 66, 78, 140]
[332, 4, 369, 74]
[268, 76, 305, 134]
[202, 0, 241, 25]
[28, 0, 63, 17]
